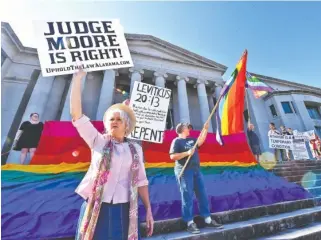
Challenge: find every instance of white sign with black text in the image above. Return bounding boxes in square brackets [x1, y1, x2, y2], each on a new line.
[129, 82, 171, 143]
[293, 130, 315, 141]
[292, 139, 309, 160]
[269, 134, 294, 150]
[33, 20, 133, 76]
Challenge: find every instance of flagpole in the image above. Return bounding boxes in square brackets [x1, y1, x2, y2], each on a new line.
[178, 97, 221, 179]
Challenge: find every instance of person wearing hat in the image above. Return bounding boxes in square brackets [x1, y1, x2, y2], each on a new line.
[169, 122, 223, 234]
[70, 69, 154, 240]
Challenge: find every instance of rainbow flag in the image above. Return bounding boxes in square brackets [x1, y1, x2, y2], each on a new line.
[1, 122, 311, 240]
[215, 50, 248, 145]
[246, 72, 274, 98]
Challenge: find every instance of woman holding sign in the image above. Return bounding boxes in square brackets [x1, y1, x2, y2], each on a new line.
[70, 69, 153, 240]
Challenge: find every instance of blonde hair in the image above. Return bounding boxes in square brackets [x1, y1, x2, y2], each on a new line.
[104, 109, 132, 135]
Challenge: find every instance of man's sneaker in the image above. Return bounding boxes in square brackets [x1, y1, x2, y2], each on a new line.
[187, 222, 200, 234]
[205, 220, 224, 229]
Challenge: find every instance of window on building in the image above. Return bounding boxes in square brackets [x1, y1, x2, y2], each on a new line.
[290, 101, 297, 113]
[315, 126, 321, 138]
[306, 105, 321, 120]
[269, 104, 278, 117]
[281, 101, 294, 114]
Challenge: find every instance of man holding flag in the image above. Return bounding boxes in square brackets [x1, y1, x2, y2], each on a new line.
[169, 50, 249, 234]
[169, 49, 270, 234]
[169, 121, 223, 234]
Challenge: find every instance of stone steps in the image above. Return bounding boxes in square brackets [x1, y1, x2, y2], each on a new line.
[143, 206, 321, 240]
[140, 199, 317, 238]
[295, 179, 321, 188]
[307, 186, 321, 197]
[274, 170, 321, 178]
[264, 161, 321, 171]
[283, 174, 320, 183]
[273, 171, 321, 178]
[265, 161, 321, 205]
[256, 222, 321, 240]
[272, 165, 321, 171]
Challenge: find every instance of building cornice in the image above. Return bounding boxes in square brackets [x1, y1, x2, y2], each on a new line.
[249, 72, 321, 93]
[1, 22, 38, 55]
[263, 89, 321, 101]
[125, 33, 228, 73]
[130, 50, 223, 72]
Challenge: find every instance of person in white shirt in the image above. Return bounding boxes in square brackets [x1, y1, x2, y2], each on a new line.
[71, 69, 154, 240]
[268, 123, 284, 162]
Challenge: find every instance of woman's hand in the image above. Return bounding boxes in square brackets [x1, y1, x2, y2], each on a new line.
[70, 68, 86, 120]
[73, 67, 86, 80]
[145, 208, 154, 237]
[122, 99, 130, 106]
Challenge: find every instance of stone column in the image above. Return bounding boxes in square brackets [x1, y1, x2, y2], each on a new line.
[176, 76, 190, 123]
[207, 90, 216, 131]
[60, 74, 86, 121]
[129, 68, 144, 95]
[215, 83, 223, 101]
[96, 70, 118, 119]
[153, 72, 168, 88]
[196, 79, 213, 132]
[42, 75, 69, 121]
[82, 71, 104, 119]
[7, 73, 55, 164]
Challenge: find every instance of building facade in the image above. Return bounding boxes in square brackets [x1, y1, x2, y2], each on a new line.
[2, 22, 321, 164]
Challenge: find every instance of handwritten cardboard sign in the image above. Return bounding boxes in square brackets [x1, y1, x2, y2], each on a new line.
[129, 82, 171, 143]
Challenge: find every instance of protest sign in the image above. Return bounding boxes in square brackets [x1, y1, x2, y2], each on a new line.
[292, 139, 309, 160]
[269, 134, 294, 150]
[33, 20, 133, 76]
[129, 82, 171, 143]
[293, 130, 315, 141]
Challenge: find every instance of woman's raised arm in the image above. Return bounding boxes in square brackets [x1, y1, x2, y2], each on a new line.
[70, 69, 86, 121]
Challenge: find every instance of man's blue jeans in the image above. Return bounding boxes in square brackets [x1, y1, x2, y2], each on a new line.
[175, 168, 211, 222]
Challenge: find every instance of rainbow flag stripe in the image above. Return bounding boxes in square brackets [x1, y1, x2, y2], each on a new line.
[246, 72, 274, 98]
[216, 50, 248, 142]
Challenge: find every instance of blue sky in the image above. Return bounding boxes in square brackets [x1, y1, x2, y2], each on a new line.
[2, 1, 321, 88]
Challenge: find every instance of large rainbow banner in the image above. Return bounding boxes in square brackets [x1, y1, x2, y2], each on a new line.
[2, 122, 310, 239]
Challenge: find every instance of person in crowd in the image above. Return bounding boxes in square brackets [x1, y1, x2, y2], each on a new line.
[71, 69, 154, 240]
[169, 122, 223, 234]
[247, 123, 261, 161]
[280, 125, 290, 136]
[188, 124, 194, 130]
[310, 135, 321, 160]
[316, 136, 321, 160]
[268, 123, 283, 162]
[12, 113, 44, 164]
[280, 125, 291, 161]
[268, 123, 280, 136]
[286, 128, 294, 160]
[287, 128, 293, 135]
